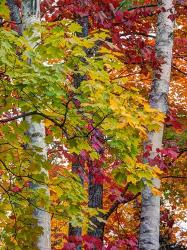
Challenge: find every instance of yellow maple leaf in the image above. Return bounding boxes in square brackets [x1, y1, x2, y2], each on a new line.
[44, 119, 53, 127]
[154, 167, 163, 175]
[152, 187, 162, 196]
[127, 175, 137, 184]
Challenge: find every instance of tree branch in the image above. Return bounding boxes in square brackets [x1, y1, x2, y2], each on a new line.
[61, 99, 72, 128]
[162, 176, 187, 180]
[133, 32, 156, 38]
[127, 4, 158, 11]
[0, 111, 38, 123]
[105, 192, 141, 220]
[172, 65, 187, 76]
[0, 110, 64, 129]
[116, 4, 158, 12]
[167, 148, 187, 167]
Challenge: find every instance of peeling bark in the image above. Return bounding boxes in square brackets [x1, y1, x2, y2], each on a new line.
[139, 0, 174, 249]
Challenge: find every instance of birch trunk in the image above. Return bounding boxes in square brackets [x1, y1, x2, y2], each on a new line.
[22, 1, 51, 249]
[25, 118, 51, 250]
[139, 0, 174, 249]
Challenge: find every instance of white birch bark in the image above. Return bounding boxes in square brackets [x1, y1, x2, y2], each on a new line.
[139, 0, 174, 249]
[22, 1, 51, 249]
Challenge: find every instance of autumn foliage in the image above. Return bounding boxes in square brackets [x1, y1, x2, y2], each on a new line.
[0, 0, 186, 249]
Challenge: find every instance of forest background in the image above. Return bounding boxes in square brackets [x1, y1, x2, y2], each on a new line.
[0, 0, 186, 249]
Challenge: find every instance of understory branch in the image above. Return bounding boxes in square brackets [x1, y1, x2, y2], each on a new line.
[105, 192, 141, 220]
[162, 176, 187, 179]
[0, 111, 38, 123]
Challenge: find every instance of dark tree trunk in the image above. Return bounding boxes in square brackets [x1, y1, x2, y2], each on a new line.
[68, 16, 89, 250]
[6, 0, 22, 35]
[68, 161, 84, 249]
[68, 15, 104, 247]
[87, 168, 104, 241]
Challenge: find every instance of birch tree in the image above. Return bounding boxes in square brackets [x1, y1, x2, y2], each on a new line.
[22, 1, 51, 249]
[139, 0, 175, 249]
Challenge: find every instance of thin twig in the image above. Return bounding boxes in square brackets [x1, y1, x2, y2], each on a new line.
[162, 176, 187, 180]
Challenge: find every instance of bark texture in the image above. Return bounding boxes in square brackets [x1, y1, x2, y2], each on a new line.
[68, 16, 89, 250]
[26, 117, 51, 250]
[68, 161, 83, 250]
[88, 169, 104, 241]
[6, 0, 22, 34]
[139, 0, 174, 249]
[22, 1, 51, 249]
[22, 0, 40, 29]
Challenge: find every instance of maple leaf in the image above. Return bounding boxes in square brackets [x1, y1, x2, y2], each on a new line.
[11, 186, 22, 193]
